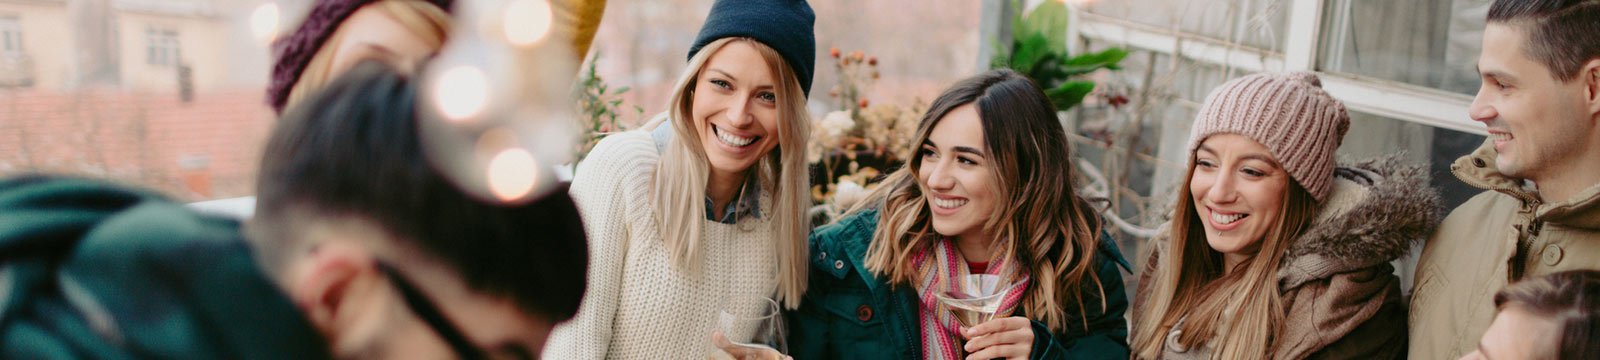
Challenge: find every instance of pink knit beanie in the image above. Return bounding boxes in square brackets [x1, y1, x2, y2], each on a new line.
[1186, 71, 1350, 202]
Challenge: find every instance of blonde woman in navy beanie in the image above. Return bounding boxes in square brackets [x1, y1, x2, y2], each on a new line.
[1129, 72, 1440, 359]
[543, 0, 815, 358]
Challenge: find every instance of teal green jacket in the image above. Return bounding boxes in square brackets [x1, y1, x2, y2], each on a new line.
[0, 176, 331, 359]
[787, 209, 1131, 360]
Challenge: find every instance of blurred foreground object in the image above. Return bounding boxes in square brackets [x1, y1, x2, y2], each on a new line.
[415, 0, 604, 205]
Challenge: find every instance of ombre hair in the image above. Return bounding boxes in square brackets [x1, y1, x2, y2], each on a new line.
[654, 37, 811, 309]
[857, 69, 1108, 333]
[1131, 155, 1318, 359]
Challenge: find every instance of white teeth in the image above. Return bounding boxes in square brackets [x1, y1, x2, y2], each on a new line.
[931, 198, 968, 209]
[1491, 132, 1512, 141]
[1211, 212, 1247, 225]
[715, 126, 756, 147]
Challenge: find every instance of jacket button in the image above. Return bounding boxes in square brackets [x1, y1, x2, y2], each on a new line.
[1542, 244, 1564, 266]
[1473, 158, 1487, 168]
[856, 305, 873, 321]
[834, 260, 845, 270]
[819, 251, 827, 261]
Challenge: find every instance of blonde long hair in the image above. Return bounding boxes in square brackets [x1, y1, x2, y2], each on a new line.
[1131, 158, 1317, 359]
[654, 37, 811, 309]
[285, 0, 451, 110]
[858, 69, 1107, 333]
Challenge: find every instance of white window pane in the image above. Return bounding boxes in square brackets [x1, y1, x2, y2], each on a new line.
[1318, 0, 1487, 95]
[1084, 0, 1289, 52]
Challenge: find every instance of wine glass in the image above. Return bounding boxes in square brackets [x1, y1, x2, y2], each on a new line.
[705, 295, 785, 360]
[934, 274, 1023, 329]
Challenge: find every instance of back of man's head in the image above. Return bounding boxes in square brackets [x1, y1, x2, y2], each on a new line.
[1488, 0, 1600, 82]
[250, 60, 587, 324]
[1495, 270, 1600, 359]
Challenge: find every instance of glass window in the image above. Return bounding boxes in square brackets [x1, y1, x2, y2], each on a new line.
[1082, 0, 1289, 52]
[1318, 0, 1488, 95]
[147, 28, 179, 67]
[1, 16, 21, 54]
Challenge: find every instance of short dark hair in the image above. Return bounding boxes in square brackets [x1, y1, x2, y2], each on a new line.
[1494, 269, 1600, 360]
[252, 61, 588, 322]
[1487, 0, 1600, 82]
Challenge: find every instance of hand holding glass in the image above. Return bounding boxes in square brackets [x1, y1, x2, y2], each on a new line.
[705, 295, 787, 360]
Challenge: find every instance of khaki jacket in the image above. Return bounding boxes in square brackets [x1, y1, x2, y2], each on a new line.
[1409, 140, 1600, 359]
[1136, 157, 1437, 359]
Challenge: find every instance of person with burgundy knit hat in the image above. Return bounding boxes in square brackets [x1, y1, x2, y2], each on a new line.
[542, 0, 815, 358]
[267, 0, 608, 114]
[1129, 71, 1440, 359]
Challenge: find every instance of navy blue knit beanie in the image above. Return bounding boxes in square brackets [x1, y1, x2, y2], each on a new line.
[687, 0, 815, 98]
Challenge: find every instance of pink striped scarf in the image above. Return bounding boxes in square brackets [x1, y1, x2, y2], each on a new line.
[911, 238, 1031, 360]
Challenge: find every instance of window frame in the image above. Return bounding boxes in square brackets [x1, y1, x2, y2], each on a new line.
[1066, 0, 1484, 136]
[146, 27, 180, 67]
[1, 15, 21, 55]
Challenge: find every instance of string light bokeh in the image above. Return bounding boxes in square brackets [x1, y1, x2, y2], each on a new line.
[417, 0, 579, 205]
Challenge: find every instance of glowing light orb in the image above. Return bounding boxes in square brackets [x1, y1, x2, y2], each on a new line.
[503, 0, 554, 47]
[251, 3, 281, 43]
[434, 66, 490, 121]
[487, 147, 539, 201]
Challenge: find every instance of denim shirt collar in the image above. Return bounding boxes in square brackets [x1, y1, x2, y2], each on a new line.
[652, 124, 764, 224]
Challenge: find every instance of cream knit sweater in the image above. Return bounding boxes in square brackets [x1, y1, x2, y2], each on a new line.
[543, 131, 779, 359]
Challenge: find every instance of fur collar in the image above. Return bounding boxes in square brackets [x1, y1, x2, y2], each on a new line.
[1278, 155, 1442, 289]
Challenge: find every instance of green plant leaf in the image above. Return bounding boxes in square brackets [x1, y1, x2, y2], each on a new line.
[1020, 0, 1070, 54]
[1060, 47, 1129, 76]
[1009, 33, 1055, 76]
[1046, 81, 1096, 110]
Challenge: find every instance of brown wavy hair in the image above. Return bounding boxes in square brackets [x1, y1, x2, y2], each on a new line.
[1131, 158, 1318, 359]
[856, 69, 1108, 333]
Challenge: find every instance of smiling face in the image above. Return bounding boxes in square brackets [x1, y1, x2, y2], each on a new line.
[916, 104, 998, 241]
[1471, 23, 1596, 182]
[690, 40, 783, 178]
[1458, 306, 1560, 360]
[1189, 134, 1290, 265]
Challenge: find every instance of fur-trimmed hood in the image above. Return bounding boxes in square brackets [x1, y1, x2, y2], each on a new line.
[1278, 155, 1442, 289]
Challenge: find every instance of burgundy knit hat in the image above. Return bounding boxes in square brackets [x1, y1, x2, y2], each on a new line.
[1186, 71, 1350, 202]
[267, 0, 453, 113]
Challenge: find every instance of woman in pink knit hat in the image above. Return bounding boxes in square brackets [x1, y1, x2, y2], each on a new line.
[1129, 71, 1441, 359]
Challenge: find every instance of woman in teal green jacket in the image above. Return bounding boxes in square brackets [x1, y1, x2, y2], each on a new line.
[787, 70, 1132, 360]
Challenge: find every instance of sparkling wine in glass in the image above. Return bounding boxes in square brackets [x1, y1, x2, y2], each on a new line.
[705, 295, 784, 360]
[934, 274, 1023, 328]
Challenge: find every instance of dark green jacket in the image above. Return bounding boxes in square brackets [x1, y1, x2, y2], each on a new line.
[788, 209, 1132, 360]
[0, 176, 331, 359]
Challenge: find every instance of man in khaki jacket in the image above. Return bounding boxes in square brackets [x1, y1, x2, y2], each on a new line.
[1409, 0, 1600, 358]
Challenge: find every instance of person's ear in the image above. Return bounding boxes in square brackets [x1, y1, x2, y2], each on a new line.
[1583, 59, 1600, 116]
[286, 241, 385, 346]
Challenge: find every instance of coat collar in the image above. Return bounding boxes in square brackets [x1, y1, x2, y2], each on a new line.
[1279, 155, 1442, 289]
[1452, 139, 1600, 229]
[810, 209, 888, 294]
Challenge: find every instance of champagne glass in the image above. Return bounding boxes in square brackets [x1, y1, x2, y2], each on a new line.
[934, 274, 1023, 329]
[705, 295, 784, 360]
